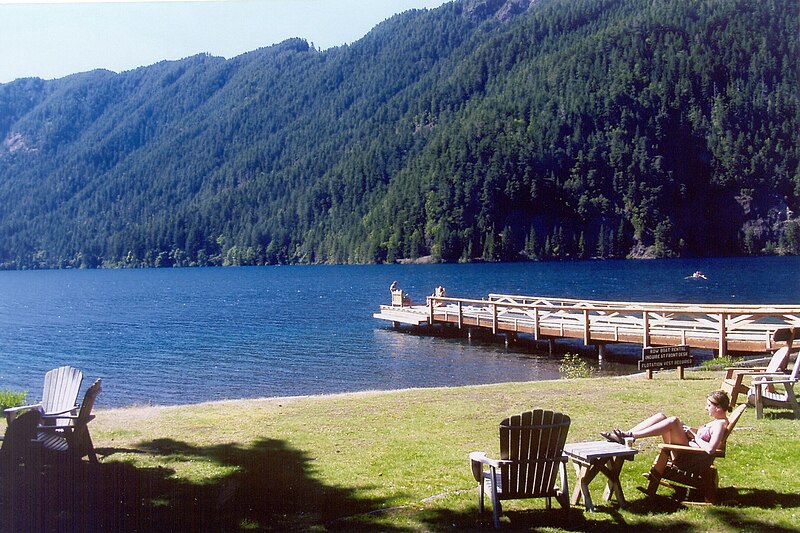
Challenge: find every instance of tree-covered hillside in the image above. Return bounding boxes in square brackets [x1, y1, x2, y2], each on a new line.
[0, 0, 797, 269]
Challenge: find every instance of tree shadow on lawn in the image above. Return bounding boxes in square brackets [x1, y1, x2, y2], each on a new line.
[1, 437, 407, 532]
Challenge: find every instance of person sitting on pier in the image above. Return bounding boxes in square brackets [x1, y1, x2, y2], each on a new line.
[601, 390, 731, 455]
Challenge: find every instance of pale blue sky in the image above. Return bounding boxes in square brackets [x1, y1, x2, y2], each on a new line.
[0, 0, 451, 84]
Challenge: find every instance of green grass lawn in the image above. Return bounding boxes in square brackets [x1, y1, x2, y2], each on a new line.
[3, 369, 799, 531]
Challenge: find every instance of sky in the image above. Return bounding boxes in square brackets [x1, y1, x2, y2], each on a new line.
[0, 0, 451, 84]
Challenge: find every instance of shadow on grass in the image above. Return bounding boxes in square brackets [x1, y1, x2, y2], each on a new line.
[412, 483, 800, 531]
[1, 438, 405, 532]
[704, 488, 800, 533]
[414, 503, 693, 532]
[759, 410, 800, 420]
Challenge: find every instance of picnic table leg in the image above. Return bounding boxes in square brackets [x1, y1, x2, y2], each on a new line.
[571, 460, 602, 512]
[600, 457, 627, 506]
[570, 461, 596, 511]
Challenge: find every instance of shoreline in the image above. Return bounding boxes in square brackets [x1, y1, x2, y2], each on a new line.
[96, 356, 776, 412]
[98, 372, 657, 413]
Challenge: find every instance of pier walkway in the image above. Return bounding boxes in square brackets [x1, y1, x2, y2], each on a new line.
[374, 294, 800, 356]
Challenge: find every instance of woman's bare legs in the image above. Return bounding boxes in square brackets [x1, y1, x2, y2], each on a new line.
[625, 412, 690, 445]
[628, 413, 668, 433]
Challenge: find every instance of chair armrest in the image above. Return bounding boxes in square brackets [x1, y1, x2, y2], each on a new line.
[658, 443, 720, 456]
[42, 405, 79, 417]
[658, 443, 701, 453]
[469, 451, 515, 482]
[753, 373, 797, 384]
[4, 403, 43, 415]
[4, 403, 43, 422]
[37, 422, 76, 431]
[753, 377, 797, 386]
[469, 451, 508, 469]
[724, 366, 767, 376]
[724, 367, 767, 378]
[40, 413, 80, 421]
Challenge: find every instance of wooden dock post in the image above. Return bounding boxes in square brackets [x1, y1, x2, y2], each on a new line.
[597, 343, 606, 361]
[583, 309, 591, 346]
[718, 312, 728, 357]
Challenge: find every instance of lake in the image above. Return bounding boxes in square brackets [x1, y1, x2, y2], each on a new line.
[1, 256, 798, 407]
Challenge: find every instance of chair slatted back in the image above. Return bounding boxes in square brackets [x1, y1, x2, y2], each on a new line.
[41, 366, 83, 413]
[391, 290, 403, 306]
[41, 366, 83, 427]
[499, 409, 570, 498]
[715, 403, 747, 458]
[764, 346, 791, 374]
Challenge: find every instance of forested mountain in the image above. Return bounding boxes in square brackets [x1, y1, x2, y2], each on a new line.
[0, 0, 797, 269]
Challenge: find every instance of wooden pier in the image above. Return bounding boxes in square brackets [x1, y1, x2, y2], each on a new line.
[374, 294, 800, 357]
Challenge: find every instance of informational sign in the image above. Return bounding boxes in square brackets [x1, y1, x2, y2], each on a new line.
[639, 345, 693, 371]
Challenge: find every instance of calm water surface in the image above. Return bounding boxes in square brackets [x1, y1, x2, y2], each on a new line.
[1, 257, 798, 407]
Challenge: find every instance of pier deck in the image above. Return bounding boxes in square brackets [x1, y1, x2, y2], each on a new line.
[374, 294, 800, 356]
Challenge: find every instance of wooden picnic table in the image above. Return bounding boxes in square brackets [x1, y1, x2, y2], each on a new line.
[563, 440, 639, 511]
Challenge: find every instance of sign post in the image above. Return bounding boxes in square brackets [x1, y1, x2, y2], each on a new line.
[639, 345, 693, 379]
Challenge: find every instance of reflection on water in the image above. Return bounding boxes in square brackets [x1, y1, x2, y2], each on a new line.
[373, 327, 638, 387]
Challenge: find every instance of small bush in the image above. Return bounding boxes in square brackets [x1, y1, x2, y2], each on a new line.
[0, 389, 27, 411]
[699, 355, 741, 371]
[559, 353, 595, 379]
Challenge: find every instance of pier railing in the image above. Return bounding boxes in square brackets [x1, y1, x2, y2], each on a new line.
[418, 294, 800, 355]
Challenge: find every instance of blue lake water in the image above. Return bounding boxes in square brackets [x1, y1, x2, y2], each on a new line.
[1, 257, 798, 407]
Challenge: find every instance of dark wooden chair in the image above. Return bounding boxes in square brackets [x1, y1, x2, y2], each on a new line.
[34, 378, 102, 464]
[644, 403, 747, 504]
[470, 409, 570, 528]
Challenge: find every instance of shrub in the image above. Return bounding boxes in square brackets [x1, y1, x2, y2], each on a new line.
[0, 389, 27, 411]
[699, 355, 741, 371]
[559, 353, 595, 379]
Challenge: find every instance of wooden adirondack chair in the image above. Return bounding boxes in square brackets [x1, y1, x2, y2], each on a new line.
[721, 328, 796, 406]
[34, 378, 102, 464]
[748, 347, 800, 419]
[4, 365, 83, 426]
[391, 289, 412, 307]
[469, 409, 570, 529]
[644, 403, 747, 504]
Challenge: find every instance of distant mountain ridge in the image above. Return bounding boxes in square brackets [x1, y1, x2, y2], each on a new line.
[0, 0, 797, 269]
